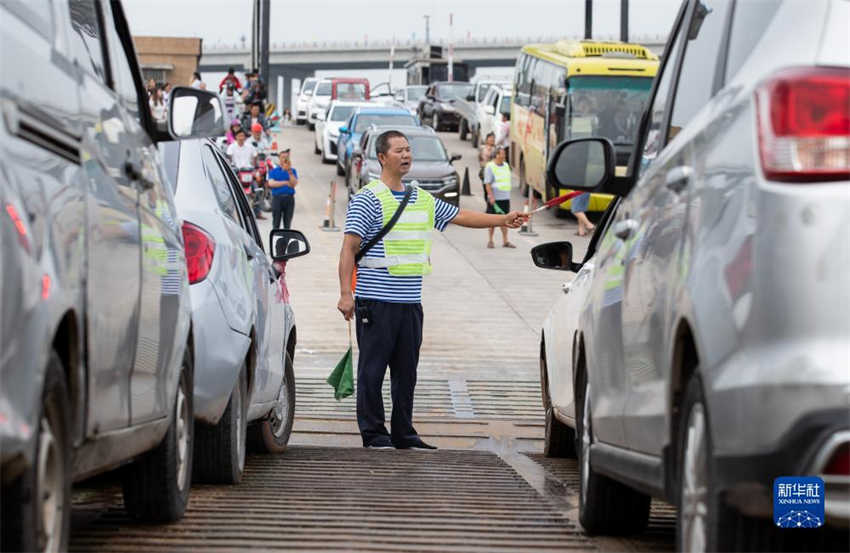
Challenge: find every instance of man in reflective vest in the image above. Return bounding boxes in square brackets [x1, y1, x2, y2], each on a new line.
[483, 146, 515, 248]
[338, 130, 528, 450]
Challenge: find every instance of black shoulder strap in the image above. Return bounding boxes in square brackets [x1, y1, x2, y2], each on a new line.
[355, 186, 414, 263]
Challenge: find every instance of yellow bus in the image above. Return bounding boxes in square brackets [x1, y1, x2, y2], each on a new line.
[510, 40, 659, 212]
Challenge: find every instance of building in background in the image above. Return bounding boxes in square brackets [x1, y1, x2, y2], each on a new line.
[134, 36, 203, 86]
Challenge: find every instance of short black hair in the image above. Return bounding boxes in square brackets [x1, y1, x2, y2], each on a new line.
[375, 130, 408, 159]
[193, 71, 201, 80]
[235, 128, 246, 136]
[228, 66, 235, 73]
[486, 132, 495, 140]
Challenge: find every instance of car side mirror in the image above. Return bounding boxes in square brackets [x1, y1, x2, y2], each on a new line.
[450, 153, 462, 162]
[339, 126, 349, 134]
[270, 229, 311, 262]
[484, 105, 495, 115]
[316, 111, 326, 121]
[547, 137, 615, 193]
[168, 86, 227, 139]
[530, 241, 581, 272]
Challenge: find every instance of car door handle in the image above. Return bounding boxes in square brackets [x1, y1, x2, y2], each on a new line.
[614, 219, 638, 241]
[665, 166, 693, 194]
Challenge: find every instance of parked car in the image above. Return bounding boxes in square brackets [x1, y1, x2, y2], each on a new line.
[475, 86, 512, 149]
[336, 107, 419, 178]
[393, 85, 428, 115]
[314, 101, 371, 163]
[417, 81, 475, 131]
[532, 200, 620, 458]
[456, 80, 510, 141]
[307, 79, 332, 130]
[0, 1, 229, 550]
[159, 139, 307, 484]
[295, 77, 318, 125]
[541, 0, 850, 550]
[348, 125, 461, 206]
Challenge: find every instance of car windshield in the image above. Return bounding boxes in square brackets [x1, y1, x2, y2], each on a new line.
[436, 83, 474, 100]
[499, 95, 512, 115]
[315, 82, 331, 96]
[302, 80, 317, 96]
[330, 106, 356, 122]
[336, 82, 367, 100]
[354, 114, 416, 132]
[407, 86, 427, 101]
[567, 76, 653, 145]
[369, 135, 447, 161]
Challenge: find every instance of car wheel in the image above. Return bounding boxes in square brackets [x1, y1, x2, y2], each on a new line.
[121, 346, 194, 522]
[541, 348, 576, 458]
[1, 352, 71, 553]
[576, 366, 650, 535]
[249, 352, 296, 453]
[193, 364, 247, 484]
[295, 118, 304, 126]
[676, 375, 746, 552]
[459, 119, 468, 141]
[308, 122, 315, 131]
[472, 127, 480, 149]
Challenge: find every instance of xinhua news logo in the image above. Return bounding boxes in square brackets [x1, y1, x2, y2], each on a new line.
[773, 476, 825, 529]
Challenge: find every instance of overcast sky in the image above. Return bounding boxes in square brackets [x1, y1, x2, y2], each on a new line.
[124, 0, 681, 47]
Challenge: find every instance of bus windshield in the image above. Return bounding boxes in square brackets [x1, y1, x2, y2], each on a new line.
[567, 76, 653, 145]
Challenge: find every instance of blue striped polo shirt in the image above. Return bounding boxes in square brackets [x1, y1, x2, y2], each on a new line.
[344, 184, 459, 303]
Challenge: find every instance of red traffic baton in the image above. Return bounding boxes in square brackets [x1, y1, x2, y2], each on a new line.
[530, 190, 585, 214]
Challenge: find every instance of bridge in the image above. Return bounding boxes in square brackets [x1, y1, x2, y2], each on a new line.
[199, 34, 667, 107]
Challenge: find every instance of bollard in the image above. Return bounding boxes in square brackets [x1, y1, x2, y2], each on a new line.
[518, 182, 538, 236]
[461, 166, 471, 196]
[320, 179, 341, 232]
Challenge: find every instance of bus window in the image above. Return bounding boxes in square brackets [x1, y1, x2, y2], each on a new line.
[567, 76, 653, 146]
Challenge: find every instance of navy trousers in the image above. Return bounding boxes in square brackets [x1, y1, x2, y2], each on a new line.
[354, 298, 423, 447]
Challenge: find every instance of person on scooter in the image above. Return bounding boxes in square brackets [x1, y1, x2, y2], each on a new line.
[250, 122, 271, 154]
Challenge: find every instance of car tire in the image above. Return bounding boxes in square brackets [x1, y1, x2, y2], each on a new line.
[459, 119, 468, 141]
[249, 352, 296, 453]
[193, 364, 247, 484]
[676, 375, 745, 552]
[472, 127, 480, 149]
[295, 118, 304, 126]
[541, 348, 576, 458]
[121, 346, 194, 522]
[1, 352, 71, 553]
[308, 122, 315, 131]
[576, 366, 650, 535]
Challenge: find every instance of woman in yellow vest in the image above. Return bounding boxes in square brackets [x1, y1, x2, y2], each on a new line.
[483, 146, 515, 248]
[337, 130, 528, 449]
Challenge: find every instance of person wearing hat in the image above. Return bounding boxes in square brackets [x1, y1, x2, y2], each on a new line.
[267, 150, 298, 229]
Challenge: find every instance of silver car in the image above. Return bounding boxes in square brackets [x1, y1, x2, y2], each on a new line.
[543, 0, 850, 550]
[160, 139, 308, 484]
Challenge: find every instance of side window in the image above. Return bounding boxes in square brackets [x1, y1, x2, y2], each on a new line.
[68, 0, 106, 81]
[668, 0, 733, 141]
[514, 54, 530, 107]
[103, 5, 140, 117]
[201, 146, 240, 224]
[637, 8, 688, 177]
[724, 0, 780, 82]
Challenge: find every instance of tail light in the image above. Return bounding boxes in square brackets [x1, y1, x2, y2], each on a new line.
[823, 443, 850, 476]
[755, 66, 850, 182]
[182, 222, 215, 284]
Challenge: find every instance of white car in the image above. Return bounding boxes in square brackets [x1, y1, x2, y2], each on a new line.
[295, 77, 318, 125]
[475, 86, 512, 148]
[534, 200, 618, 458]
[314, 101, 371, 164]
[307, 79, 332, 130]
[460, 80, 509, 141]
[392, 85, 428, 115]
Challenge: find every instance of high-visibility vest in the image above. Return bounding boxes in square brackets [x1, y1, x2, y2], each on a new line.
[356, 180, 435, 276]
[486, 161, 512, 192]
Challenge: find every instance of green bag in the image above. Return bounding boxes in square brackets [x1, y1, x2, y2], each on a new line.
[327, 321, 354, 400]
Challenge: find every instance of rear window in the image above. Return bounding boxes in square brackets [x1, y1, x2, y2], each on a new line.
[369, 135, 447, 161]
[301, 79, 317, 95]
[436, 83, 474, 100]
[330, 105, 356, 122]
[336, 82, 367, 100]
[354, 114, 416, 132]
[408, 86, 427, 101]
[315, 82, 331, 95]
